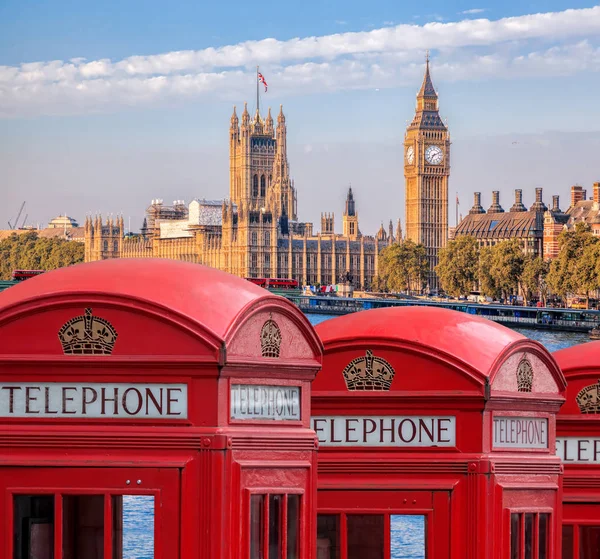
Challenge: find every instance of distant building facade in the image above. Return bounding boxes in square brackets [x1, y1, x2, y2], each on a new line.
[404, 55, 450, 289]
[85, 104, 401, 288]
[455, 189, 549, 257]
[544, 183, 600, 259]
[48, 215, 79, 229]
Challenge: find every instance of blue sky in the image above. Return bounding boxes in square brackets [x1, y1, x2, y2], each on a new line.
[1, 0, 600, 233]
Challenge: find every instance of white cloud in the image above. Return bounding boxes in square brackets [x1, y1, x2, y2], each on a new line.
[461, 8, 486, 15]
[1, 6, 600, 117]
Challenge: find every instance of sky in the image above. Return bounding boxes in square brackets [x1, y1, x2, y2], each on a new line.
[1, 0, 600, 234]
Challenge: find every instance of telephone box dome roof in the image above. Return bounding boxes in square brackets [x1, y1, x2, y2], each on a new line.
[0, 259, 321, 358]
[316, 306, 531, 380]
[553, 341, 600, 374]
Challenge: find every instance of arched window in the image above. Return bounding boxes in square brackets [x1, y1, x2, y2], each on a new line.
[252, 174, 259, 197]
[251, 231, 257, 246]
[260, 175, 266, 197]
[113, 240, 118, 252]
[103, 240, 108, 251]
[264, 231, 270, 246]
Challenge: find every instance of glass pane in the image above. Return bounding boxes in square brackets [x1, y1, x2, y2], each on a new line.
[524, 513, 533, 559]
[347, 515, 384, 559]
[62, 495, 104, 559]
[268, 495, 282, 559]
[580, 525, 600, 558]
[287, 495, 300, 559]
[112, 495, 155, 559]
[562, 525, 574, 559]
[250, 495, 265, 559]
[510, 513, 520, 559]
[391, 515, 426, 559]
[13, 495, 54, 559]
[539, 514, 549, 559]
[317, 515, 340, 559]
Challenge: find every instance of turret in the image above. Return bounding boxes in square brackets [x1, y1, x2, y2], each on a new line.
[241, 102, 250, 130]
[395, 218, 403, 242]
[416, 51, 439, 113]
[344, 187, 356, 217]
[230, 106, 239, 140]
[388, 220, 394, 243]
[265, 107, 273, 134]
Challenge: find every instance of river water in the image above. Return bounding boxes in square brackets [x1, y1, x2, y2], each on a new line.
[306, 313, 590, 352]
[122, 313, 587, 559]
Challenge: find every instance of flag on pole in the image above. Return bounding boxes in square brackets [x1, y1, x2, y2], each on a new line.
[456, 193, 459, 205]
[258, 72, 268, 92]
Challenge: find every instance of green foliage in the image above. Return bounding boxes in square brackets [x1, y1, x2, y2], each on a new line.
[0, 232, 84, 280]
[377, 240, 429, 293]
[521, 256, 549, 305]
[547, 222, 598, 301]
[478, 246, 500, 299]
[490, 239, 525, 300]
[435, 236, 479, 297]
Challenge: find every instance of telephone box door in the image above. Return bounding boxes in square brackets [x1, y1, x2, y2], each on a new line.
[1, 466, 180, 559]
[563, 503, 600, 559]
[317, 490, 450, 559]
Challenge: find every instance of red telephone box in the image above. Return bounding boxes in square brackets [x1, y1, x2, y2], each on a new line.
[0, 259, 322, 559]
[554, 341, 600, 558]
[311, 307, 566, 559]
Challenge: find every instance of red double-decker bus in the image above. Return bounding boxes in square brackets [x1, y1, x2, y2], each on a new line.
[246, 277, 299, 290]
[11, 270, 45, 281]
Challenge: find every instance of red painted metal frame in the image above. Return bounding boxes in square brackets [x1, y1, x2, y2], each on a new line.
[0, 260, 324, 559]
[313, 307, 566, 559]
[554, 341, 600, 559]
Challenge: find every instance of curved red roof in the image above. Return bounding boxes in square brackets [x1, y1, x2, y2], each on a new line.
[553, 341, 600, 374]
[315, 306, 528, 378]
[0, 259, 296, 342]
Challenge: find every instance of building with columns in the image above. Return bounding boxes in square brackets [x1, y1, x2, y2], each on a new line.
[85, 104, 401, 289]
[404, 55, 450, 289]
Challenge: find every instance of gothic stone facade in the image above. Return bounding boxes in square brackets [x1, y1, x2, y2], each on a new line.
[85, 104, 402, 289]
[404, 56, 450, 290]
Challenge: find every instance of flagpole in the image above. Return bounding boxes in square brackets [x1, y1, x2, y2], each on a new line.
[256, 65, 260, 116]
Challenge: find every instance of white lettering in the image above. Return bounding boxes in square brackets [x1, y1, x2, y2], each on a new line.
[493, 417, 548, 449]
[311, 416, 456, 447]
[0, 383, 187, 419]
[230, 385, 301, 421]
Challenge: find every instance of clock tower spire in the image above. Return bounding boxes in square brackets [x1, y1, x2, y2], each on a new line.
[404, 52, 450, 291]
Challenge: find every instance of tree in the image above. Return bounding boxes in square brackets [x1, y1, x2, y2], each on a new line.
[576, 243, 600, 308]
[435, 236, 479, 297]
[377, 241, 429, 294]
[521, 256, 550, 306]
[0, 232, 85, 280]
[478, 246, 500, 299]
[547, 222, 598, 304]
[489, 240, 525, 302]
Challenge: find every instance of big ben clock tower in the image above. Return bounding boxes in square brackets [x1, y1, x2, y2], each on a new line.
[404, 53, 450, 290]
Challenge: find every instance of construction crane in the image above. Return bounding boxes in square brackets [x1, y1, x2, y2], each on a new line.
[8, 201, 26, 230]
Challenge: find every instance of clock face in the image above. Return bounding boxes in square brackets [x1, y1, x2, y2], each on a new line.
[425, 145, 444, 165]
[405, 146, 414, 165]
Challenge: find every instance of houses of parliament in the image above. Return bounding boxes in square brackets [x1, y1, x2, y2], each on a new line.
[84, 59, 450, 289]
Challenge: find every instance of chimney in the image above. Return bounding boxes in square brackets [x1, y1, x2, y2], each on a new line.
[552, 195, 561, 212]
[530, 187, 548, 212]
[595, 182, 600, 204]
[488, 191, 504, 213]
[469, 192, 485, 215]
[571, 185, 584, 207]
[510, 189, 527, 212]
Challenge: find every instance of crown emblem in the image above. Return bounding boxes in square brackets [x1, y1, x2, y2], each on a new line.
[58, 308, 117, 355]
[576, 380, 600, 414]
[516, 357, 534, 393]
[260, 316, 282, 358]
[342, 350, 395, 391]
